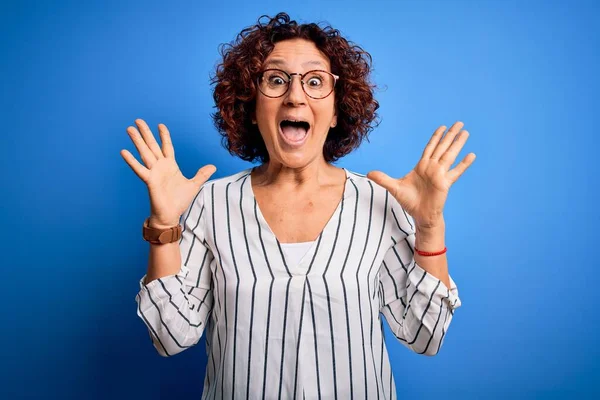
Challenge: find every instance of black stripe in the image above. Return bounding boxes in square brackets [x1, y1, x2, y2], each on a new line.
[338, 181, 359, 400]
[180, 186, 205, 239]
[255, 198, 276, 400]
[321, 192, 345, 400]
[384, 306, 405, 340]
[403, 262, 423, 319]
[157, 279, 202, 327]
[391, 207, 409, 238]
[136, 295, 170, 356]
[350, 178, 372, 397]
[240, 176, 258, 400]
[307, 279, 322, 400]
[146, 284, 192, 349]
[194, 247, 210, 287]
[206, 286, 216, 391]
[399, 204, 414, 232]
[184, 201, 205, 264]
[381, 260, 400, 302]
[226, 182, 241, 399]
[234, 171, 252, 182]
[390, 237, 408, 272]
[418, 298, 444, 355]
[197, 289, 211, 314]
[379, 318, 384, 400]
[407, 276, 441, 346]
[210, 183, 226, 397]
[364, 184, 388, 400]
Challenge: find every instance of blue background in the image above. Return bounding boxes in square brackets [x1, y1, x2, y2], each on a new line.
[2, 0, 599, 398]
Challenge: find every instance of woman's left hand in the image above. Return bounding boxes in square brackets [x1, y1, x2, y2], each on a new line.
[367, 121, 476, 230]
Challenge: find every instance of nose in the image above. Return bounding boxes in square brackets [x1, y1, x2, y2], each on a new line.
[283, 74, 307, 106]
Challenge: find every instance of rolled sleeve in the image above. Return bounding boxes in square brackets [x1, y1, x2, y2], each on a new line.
[135, 185, 215, 357]
[379, 195, 461, 356]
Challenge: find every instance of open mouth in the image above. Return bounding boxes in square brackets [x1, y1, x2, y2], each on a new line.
[279, 120, 310, 146]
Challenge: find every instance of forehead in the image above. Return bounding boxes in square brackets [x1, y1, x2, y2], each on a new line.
[263, 39, 331, 70]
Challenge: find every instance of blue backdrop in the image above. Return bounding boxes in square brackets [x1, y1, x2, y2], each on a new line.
[2, 0, 599, 398]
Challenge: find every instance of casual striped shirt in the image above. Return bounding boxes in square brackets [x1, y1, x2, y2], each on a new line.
[135, 167, 461, 400]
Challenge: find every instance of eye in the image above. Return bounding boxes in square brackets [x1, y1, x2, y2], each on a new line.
[305, 72, 325, 87]
[266, 74, 286, 86]
[308, 78, 323, 86]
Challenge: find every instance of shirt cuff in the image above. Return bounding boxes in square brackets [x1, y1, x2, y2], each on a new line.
[409, 262, 462, 310]
[138, 265, 191, 291]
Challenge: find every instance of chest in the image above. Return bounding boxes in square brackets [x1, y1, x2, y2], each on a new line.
[253, 185, 344, 243]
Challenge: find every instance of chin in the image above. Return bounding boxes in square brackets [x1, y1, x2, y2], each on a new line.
[271, 149, 319, 169]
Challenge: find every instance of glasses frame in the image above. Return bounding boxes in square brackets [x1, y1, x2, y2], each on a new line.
[257, 68, 340, 100]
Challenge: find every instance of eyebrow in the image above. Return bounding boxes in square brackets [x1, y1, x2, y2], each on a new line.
[263, 59, 327, 69]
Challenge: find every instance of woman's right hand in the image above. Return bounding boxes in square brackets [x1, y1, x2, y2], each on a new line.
[120, 119, 217, 228]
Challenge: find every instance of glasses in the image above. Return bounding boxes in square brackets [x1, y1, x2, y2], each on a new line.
[257, 69, 339, 99]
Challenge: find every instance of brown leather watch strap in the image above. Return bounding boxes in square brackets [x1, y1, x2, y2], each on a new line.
[142, 217, 182, 244]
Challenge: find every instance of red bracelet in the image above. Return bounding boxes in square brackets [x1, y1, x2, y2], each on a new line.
[414, 246, 447, 256]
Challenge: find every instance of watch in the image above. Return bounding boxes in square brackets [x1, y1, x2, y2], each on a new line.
[142, 217, 182, 244]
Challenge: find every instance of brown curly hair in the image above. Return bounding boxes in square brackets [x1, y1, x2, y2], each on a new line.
[210, 12, 380, 164]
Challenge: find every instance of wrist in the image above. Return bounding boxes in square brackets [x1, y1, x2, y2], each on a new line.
[415, 222, 445, 252]
[416, 218, 445, 236]
[148, 216, 180, 229]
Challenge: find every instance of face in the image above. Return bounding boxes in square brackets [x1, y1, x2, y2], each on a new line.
[253, 38, 338, 168]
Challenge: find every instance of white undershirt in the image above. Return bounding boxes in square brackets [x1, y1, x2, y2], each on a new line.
[280, 241, 315, 268]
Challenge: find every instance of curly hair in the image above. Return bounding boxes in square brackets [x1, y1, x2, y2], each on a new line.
[210, 12, 380, 163]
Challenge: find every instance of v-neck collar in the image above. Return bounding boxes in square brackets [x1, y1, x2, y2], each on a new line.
[244, 166, 352, 273]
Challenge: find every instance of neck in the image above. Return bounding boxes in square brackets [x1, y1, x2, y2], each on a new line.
[252, 158, 339, 191]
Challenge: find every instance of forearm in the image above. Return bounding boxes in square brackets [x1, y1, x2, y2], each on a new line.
[144, 219, 183, 285]
[144, 241, 182, 285]
[414, 218, 451, 290]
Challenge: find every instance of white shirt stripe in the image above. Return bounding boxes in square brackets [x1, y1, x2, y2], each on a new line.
[135, 167, 461, 400]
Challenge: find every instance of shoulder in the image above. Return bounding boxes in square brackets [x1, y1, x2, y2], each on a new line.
[344, 168, 390, 201]
[202, 167, 253, 191]
[345, 167, 415, 235]
[187, 168, 253, 211]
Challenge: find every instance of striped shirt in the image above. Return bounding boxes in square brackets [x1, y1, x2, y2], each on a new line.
[135, 167, 461, 400]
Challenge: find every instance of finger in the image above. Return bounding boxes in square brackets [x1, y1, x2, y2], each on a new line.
[447, 153, 476, 183]
[366, 170, 398, 197]
[158, 124, 175, 158]
[431, 121, 464, 161]
[135, 118, 165, 160]
[120, 149, 150, 182]
[192, 164, 217, 186]
[439, 130, 469, 168]
[421, 125, 447, 160]
[127, 125, 157, 168]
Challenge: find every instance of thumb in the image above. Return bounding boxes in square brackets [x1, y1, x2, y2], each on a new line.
[192, 164, 217, 187]
[367, 170, 398, 195]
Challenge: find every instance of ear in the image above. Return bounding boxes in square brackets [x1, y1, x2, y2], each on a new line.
[330, 114, 337, 128]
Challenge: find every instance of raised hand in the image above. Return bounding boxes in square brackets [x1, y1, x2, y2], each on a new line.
[120, 119, 217, 228]
[367, 121, 476, 229]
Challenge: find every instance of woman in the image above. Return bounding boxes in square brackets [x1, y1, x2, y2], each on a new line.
[121, 12, 475, 400]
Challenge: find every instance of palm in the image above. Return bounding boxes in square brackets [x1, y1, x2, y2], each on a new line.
[367, 122, 476, 228]
[120, 119, 217, 226]
[145, 158, 204, 224]
[391, 166, 449, 221]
